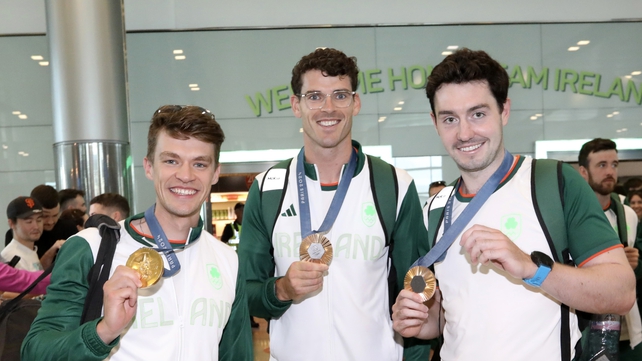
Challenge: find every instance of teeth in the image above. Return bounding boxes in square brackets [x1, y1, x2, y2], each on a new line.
[460, 144, 482, 152]
[319, 120, 339, 126]
[171, 188, 196, 196]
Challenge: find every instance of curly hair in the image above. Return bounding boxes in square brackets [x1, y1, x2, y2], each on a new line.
[147, 105, 225, 165]
[425, 48, 509, 113]
[291, 48, 359, 95]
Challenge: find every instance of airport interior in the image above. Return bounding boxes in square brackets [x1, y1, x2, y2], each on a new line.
[1, 1, 642, 360]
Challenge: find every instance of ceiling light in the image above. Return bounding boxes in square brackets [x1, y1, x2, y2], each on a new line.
[30, 55, 43, 60]
[622, 128, 628, 132]
[22, 153, 29, 156]
[2, 145, 7, 149]
[378, 117, 387, 122]
[394, 107, 402, 111]
[530, 116, 537, 120]
[607, 114, 613, 118]
[568, 47, 580, 51]
[398, 101, 405, 105]
[613, 111, 620, 115]
[173, 50, 183, 54]
[625, 75, 632, 79]
[190, 87, 200, 91]
[632, 71, 642, 76]
[39, 61, 49, 66]
[12, 111, 20, 115]
[441, 51, 453, 56]
[299, 128, 303, 133]
[18, 151, 24, 155]
[18, 114, 27, 119]
[535, 113, 542, 117]
[189, 84, 198, 88]
[577, 40, 590, 45]
[175, 55, 186, 60]
[616, 129, 621, 133]
[447, 45, 459, 50]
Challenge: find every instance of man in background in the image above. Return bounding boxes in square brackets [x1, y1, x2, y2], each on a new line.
[579, 138, 642, 360]
[88, 192, 130, 222]
[58, 189, 87, 214]
[428, 180, 446, 197]
[2, 196, 45, 271]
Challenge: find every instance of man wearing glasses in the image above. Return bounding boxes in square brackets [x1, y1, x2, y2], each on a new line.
[239, 48, 431, 360]
[23, 105, 253, 361]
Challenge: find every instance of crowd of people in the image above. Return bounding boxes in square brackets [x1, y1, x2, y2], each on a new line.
[0, 47, 640, 361]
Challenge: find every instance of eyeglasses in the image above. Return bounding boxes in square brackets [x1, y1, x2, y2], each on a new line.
[429, 181, 446, 188]
[297, 91, 356, 110]
[155, 105, 215, 118]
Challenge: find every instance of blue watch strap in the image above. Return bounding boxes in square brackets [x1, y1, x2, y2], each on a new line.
[523, 265, 552, 287]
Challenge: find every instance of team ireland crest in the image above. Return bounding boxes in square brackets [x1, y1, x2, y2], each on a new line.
[362, 202, 377, 227]
[207, 264, 223, 290]
[500, 214, 522, 241]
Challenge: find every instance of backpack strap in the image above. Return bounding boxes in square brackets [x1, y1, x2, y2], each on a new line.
[260, 158, 292, 238]
[531, 158, 572, 361]
[609, 193, 628, 245]
[367, 155, 398, 245]
[81, 215, 121, 324]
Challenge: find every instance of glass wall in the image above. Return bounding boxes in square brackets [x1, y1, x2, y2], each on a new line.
[1, 22, 641, 238]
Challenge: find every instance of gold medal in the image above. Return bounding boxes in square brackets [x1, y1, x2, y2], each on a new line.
[299, 233, 333, 265]
[126, 248, 164, 288]
[404, 266, 436, 302]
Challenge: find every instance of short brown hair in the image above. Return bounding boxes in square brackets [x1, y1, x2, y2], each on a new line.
[291, 48, 359, 95]
[146, 105, 225, 165]
[90, 193, 131, 218]
[425, 48, 509, 113]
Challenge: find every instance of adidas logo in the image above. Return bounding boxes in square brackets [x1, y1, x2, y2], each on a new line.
[281, 204, 297, 217]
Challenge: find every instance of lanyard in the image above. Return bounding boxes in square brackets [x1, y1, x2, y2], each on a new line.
[413, 150, 514, 268]
[144, 205, 181, 277]
[296, 147, 358, 239]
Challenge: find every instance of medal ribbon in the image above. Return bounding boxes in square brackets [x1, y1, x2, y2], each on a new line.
[296, 147, 358, 239]
[144, 205, 181, 277]
[412, 150, 514, 268]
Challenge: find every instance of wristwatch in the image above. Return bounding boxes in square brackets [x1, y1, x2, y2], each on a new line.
[523, 251, 554, 288]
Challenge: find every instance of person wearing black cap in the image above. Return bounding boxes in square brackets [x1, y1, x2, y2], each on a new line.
[2, 196, 45, 271]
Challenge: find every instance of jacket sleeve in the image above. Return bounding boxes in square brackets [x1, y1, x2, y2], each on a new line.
[237, 179, 292, 319]
[390, 178, 433, 360]
[218, 265, 254, 361]
[0, 263, 50, 294]
[21, 235, 117, 361]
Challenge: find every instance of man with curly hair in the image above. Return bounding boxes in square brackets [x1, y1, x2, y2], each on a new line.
[239, 48, 431, 360]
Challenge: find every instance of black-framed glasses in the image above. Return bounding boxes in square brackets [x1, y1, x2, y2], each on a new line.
[155, 105, 215, 118]
[297, 91, 356, 110]
[429, 181, 446, 188]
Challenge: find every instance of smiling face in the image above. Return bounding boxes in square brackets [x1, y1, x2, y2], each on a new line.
[291, 70, 360, 154]
[431, 81, 510, 180]
[143, 130, 220, 224]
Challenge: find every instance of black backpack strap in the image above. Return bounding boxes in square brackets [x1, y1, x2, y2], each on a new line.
[0, 262, 54, 319]
[80, 214, 121, 324]
[610, 193, 628, 245]
[531, 159, 572, 361]
[6, 255, 20, 268]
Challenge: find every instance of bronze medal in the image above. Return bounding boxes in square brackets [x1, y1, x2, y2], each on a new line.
[299, 233, 333, 265]
[404, 266, 436, 302]
[126, 248, 164, 288]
